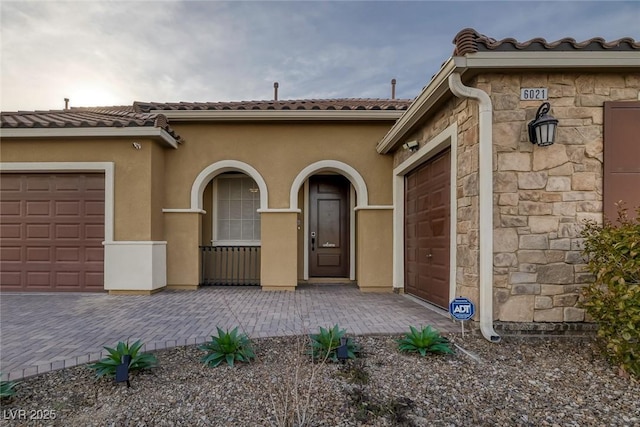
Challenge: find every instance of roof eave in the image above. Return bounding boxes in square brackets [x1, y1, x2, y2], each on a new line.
[0, 127, 179, 149]
[459, 50, 640, 69]
[145, 109, 405, 121]
[377, 50, 640, 154]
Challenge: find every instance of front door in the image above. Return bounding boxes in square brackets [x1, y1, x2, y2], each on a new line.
[404, 149, 451, 308]
[309, 175, 350, 277]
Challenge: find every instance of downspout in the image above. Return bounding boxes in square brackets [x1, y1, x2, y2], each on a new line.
[448, 72, 501, 343]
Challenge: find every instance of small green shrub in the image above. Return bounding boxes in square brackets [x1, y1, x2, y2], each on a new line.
[200, 327, 255, 367]
[88, 340, 158, 379]
[308, 324, 360, 362]
[1, 375, 18, 398]
[397, 325, 453, 356]
[581, 206, 640, 378]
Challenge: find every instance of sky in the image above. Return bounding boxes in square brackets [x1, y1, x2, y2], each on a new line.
[1, 1, 639, 112]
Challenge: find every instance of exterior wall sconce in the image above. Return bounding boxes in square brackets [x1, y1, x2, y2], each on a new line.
[528, 102, 558, 147]
[402, 140, 419, 152]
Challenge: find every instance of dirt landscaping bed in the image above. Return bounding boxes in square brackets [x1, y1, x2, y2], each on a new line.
[2, 334, 638, 426]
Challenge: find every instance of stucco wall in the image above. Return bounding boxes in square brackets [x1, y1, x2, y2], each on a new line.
[163, 122, 394, 209]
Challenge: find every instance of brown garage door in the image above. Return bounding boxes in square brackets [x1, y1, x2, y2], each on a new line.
[405, 149, 451, 308]
[604, 102, 640, 222]
[0, 173, 105, 292]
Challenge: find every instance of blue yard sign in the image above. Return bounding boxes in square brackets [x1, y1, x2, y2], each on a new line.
[449, 297, 475, 321]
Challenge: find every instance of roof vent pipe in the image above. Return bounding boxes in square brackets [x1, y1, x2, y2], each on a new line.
[273, 82, 279, 101]
[391, 79, 396, 99]
[64, 98, 69, 110]
[448, 72, 501, 344]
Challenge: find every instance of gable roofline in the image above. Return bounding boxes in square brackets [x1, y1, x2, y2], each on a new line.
[376, 29, 640, 154]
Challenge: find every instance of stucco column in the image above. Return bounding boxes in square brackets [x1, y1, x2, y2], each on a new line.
[164, 212, 201, 290]
[356, 208, 393, 292]
[260, 211, 298, 291]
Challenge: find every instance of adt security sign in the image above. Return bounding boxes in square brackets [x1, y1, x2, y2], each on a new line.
[449, 297, 475, 321]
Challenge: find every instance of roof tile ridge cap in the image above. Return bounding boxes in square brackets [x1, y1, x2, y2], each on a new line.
[452, 27, 483, 56]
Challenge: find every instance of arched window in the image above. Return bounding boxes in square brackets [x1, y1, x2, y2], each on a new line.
[212, 174, 261, 245]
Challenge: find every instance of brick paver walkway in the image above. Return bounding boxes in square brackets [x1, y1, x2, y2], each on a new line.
[0, 285, 456, 381]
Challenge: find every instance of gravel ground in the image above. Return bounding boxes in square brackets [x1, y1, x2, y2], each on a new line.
[1, 333, 638, 427]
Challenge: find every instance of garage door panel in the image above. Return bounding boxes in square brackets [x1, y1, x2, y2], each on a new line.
[55, 272, 81, 287]
[26, 224, 51, 239]
[56, 247, 80, 261]
[0, 173, 105, 292]
[1, 201, 21, 216]
[27, 271, 51, 286]
[26, 200, 51, 215]
[26, 247, 51, 262]
[0, 223, 22, 239]
[85, 201, 105, 216]
[55, 200, 81, 216]
[85, 247, 104, 262]
[55, 224, 80, 239]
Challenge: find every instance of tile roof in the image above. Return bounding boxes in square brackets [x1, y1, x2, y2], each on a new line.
[133, 98, 412, 113]
[1, 108, 182, 141]
[453, 28, 640, 56]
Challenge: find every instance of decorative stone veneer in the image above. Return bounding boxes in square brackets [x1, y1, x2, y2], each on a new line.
[394, 71, 640, 323]
[489, 72, 640, 322]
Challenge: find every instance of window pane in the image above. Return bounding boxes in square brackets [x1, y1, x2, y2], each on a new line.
[242, 220, 254, 240]
[218, 220, 230, 240]
[217, 200, 230, 220]
[229, 179, 242, 199]
[229, 220, 242, 240]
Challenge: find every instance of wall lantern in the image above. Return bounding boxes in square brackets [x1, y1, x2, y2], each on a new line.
[402, 140, 419, 152]
[528, 102, 558, 147]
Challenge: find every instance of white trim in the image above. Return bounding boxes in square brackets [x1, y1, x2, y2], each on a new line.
[149, 110, 404, 122]
[0, 127, 179, 148]
[0, 162, 114, 242]
[290, 160, 369, 209]
[303, 180, 310, 280]
[162, 208, 206, 214]
[457, 51, 640, 69]
[190, 160, 268, 211]
[211, 241, 261, 247]
[349, 185, 356, 281]
[392, 124, 457, 304]
[354, 205, 393, 211]
[104, 241, 167, 245]
[257, 208, 301, 213]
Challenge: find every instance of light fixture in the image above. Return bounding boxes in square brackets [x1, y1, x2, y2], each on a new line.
[528, 102, 558, 147]
[402, 140, 419, 152]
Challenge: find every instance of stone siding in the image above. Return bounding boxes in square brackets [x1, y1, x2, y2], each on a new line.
[488, 72, 640, 322]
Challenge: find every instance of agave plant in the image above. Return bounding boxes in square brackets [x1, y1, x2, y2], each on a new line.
[88, 340, 158, 379]
[0, 376, 18, 398]
[200, 327, 256, 367]
[397, 326, 453, 356]
[308, 324, 360, 363]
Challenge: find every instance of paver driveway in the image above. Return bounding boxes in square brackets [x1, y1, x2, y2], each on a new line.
[0, 285, 456, 381]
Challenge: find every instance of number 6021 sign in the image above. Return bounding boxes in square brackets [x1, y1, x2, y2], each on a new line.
[520, 88, 548, 100]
